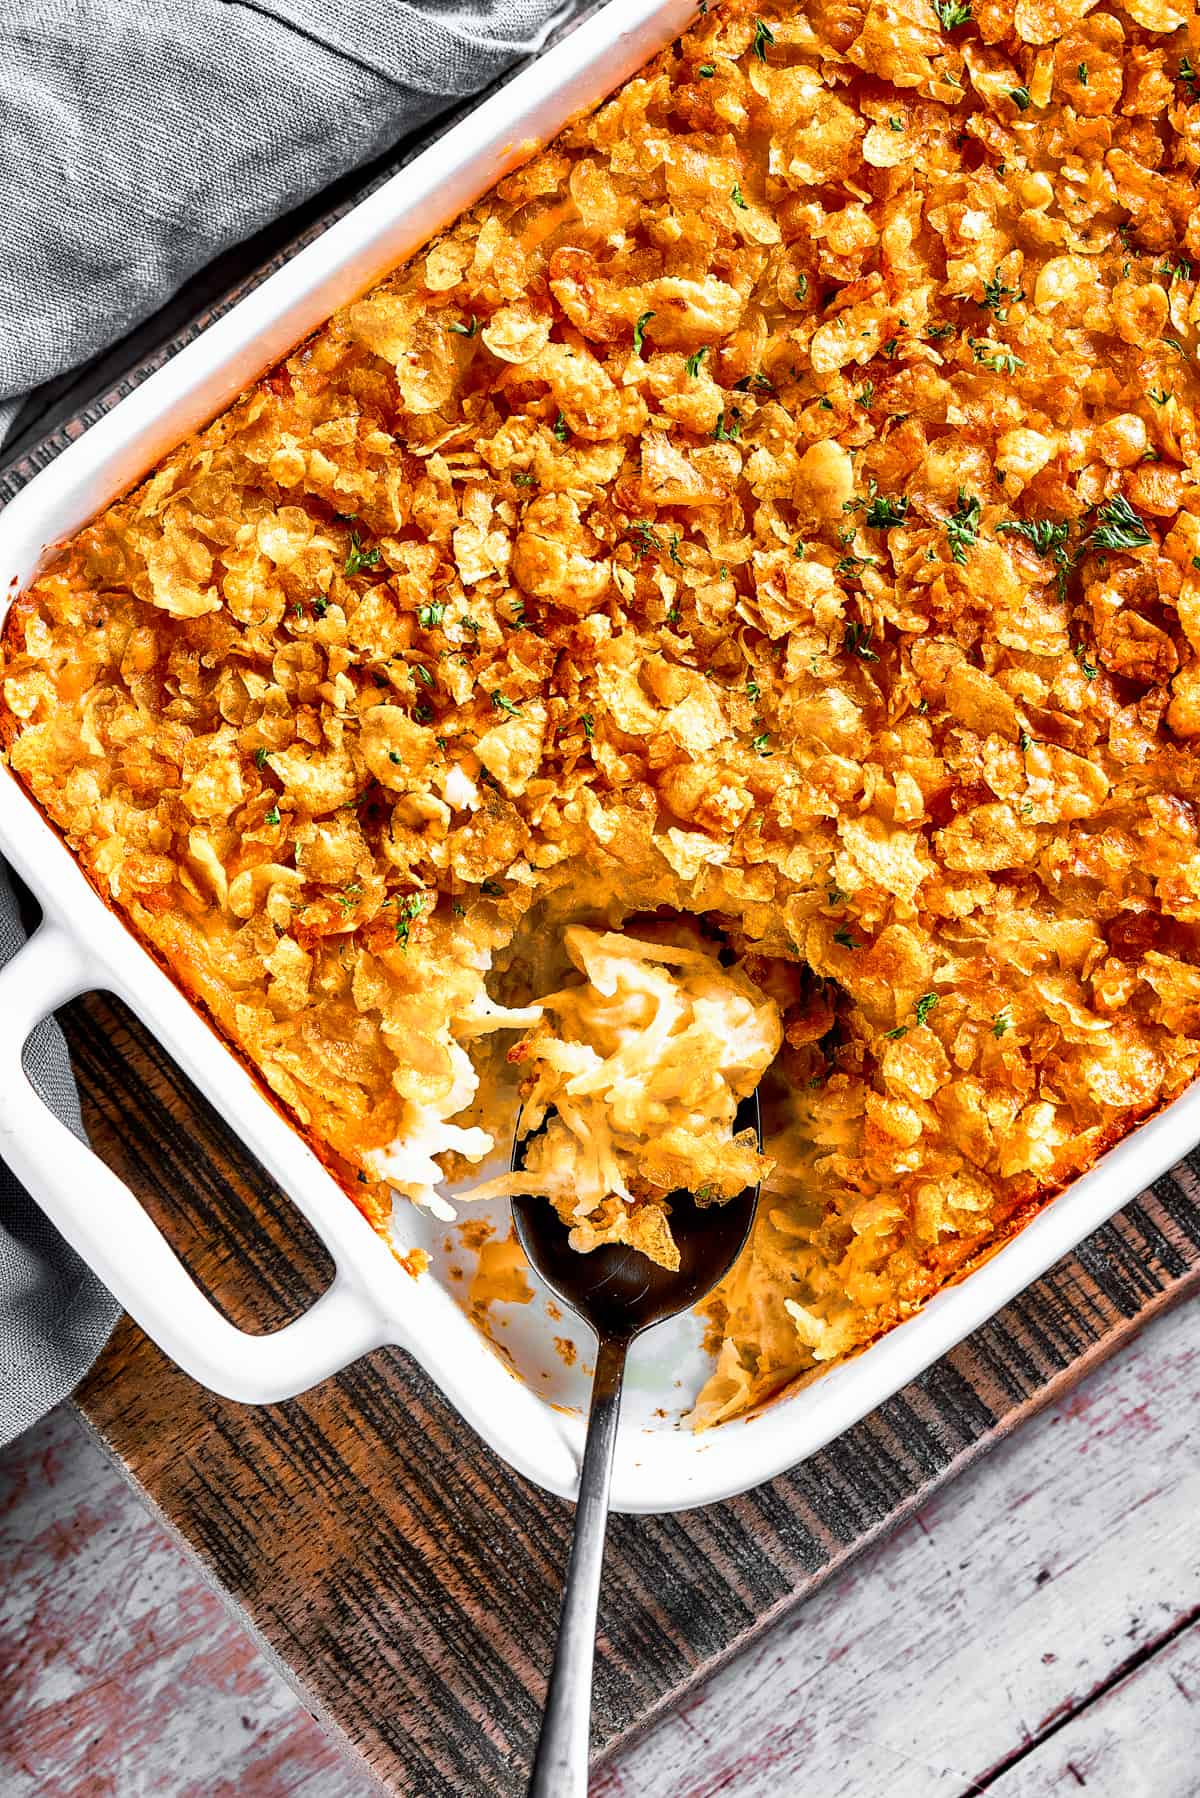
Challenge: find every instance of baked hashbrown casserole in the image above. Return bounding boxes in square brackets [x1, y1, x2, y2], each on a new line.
[5, 0, 1200, 1424]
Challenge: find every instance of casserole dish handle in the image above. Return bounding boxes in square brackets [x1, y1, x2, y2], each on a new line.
[0, 923, 388, 1403]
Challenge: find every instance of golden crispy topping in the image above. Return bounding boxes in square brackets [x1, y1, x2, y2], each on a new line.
[5, 0, 1200, 1423]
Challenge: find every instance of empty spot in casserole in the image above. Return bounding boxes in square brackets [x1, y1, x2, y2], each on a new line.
[469, 1234, 534, 1313]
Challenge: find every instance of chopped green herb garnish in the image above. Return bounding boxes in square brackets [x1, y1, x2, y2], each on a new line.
[889, 114, 903, 130]
[837, 554, 878, 579]
[1089, 494, 1152, 552]
[264, 805, 280, 827]
[849, 486, 877, 521]
[914, 992, 938, 1027]
[491, 691, 522, 716]
[413, 664, 433, 687]
[794, 273, 809, 304]
[1078, 62, 1088, 84]
[997, 517, 1069, 558]
[312, 596, 328, 618]
[885, 1025, 908, 1040]
[394, 893, 428, 949]
[932, 0, 971, 25]
[629, 519, 662, 558]
[713, 408, 743, 442]
[1148, 387, 1171, 406]
[753, 17, 775, 59]
[751, 731, 773, 756]
[834, 926, 860, 949]
[926, 322, 955, 341]
[1181, 54, 1197, 97]
[686, 346, 708, 377]
[1009, 86, 1031, 110]
[993, 1007, 1013, 1038]
[746, 679, 761, 701]
[344, 532, 381, 576]
[553, 411, 570, 442]
[417, 602, 446, 630]
[946, 489, 981, 564]
[731, 183, 748, 210]
[981, 272, 1025, 319]
[480, 880, 504, 897]
[513, 472, 537, 487]
[581, 714, 595, 739]
[448, 315, 479, 337]
[633, 310, 655, 355]
[254, 748, 269, 770]
[843, 620, 879, 660]
[732, 370, 773, 393]
[856, 380, 875, 410]
[970, 338, 1025, 375]
[864, 493, 910, 529]
[698, 62, 716, 76]
[1074, 643, 1098, 680]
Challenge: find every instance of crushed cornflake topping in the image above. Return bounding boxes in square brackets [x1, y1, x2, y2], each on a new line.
[5, 0, 1200, 1428]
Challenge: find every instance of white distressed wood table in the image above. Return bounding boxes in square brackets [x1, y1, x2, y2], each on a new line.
[2, 1298, 1196, 1796]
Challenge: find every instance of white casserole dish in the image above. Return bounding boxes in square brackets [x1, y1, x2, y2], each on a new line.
[0, 0, 1193, 1514]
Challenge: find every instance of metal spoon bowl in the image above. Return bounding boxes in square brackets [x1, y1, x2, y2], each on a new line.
[510, 1091, 762, 1798]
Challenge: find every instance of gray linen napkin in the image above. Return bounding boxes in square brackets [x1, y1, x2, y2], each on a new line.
[0, 869, 120, 1443]
[1, 0, 571, 442]
[0, 0, 570, 1440]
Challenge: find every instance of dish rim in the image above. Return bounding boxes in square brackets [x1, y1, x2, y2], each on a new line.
[0, 0, 1193, 1514]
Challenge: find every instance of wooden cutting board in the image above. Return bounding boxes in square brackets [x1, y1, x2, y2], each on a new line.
[55, 994, 1200, 1796]
[3, 88, 1200, 1791]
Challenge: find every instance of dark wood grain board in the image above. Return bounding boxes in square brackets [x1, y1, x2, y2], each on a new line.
[4, 77, 1200, 1790]
[54, 992, 1200, 1796]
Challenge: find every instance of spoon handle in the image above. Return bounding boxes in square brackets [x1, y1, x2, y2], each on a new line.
[527, 1332, 629, 1798]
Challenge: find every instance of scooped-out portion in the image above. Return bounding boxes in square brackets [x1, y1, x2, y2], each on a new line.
[465, 923, 780, 1270]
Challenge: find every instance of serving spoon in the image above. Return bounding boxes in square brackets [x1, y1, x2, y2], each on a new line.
[510, 1092, 762, 1798]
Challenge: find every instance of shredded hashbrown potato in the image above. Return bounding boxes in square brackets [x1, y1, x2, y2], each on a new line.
[466, 924, 781, 1270]
[5, 0, 1200, 1425]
